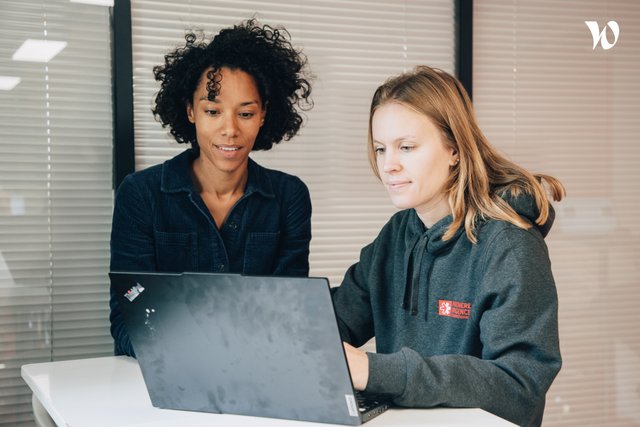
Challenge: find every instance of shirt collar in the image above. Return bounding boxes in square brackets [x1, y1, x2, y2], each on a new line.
[160, 148, 275, 198]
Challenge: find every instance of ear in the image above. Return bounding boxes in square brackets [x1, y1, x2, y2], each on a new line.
[259, 105, 267, 127]
[449, 147, 460, 166]
[186, 102, 195, 124]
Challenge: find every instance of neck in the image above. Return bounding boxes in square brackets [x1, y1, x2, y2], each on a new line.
[192, 157, 249, 199]
[415, 195, 451, 228]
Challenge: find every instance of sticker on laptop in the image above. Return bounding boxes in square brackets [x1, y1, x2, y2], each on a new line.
[345, 394, 358, 417]
[124, 282, 145, 302]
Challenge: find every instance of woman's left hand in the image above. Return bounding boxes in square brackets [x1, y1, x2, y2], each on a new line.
[343, 342, 369, 391]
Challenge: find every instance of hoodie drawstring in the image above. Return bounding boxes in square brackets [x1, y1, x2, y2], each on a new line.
[401, 211, 463, 317]
[402, 233, 429, 316]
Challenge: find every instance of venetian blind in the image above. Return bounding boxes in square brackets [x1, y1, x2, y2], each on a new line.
[474, 1, 640, 425]
[130, 0, 456, 285]
[0, 1, 114, 425]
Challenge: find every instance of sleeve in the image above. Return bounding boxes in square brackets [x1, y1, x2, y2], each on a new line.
[109, 175, 156, 357]
[364, 228, 561, 427]
[272, 177, 312, 277]
[331, 243, 376, 347]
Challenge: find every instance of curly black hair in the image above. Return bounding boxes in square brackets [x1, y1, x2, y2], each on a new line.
[151, 19, 312, 151]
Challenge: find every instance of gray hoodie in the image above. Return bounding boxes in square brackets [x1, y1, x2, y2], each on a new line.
[332, 194, 561, 427]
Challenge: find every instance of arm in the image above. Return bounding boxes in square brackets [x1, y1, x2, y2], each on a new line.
[109, 175, 156, 357]
[332, 245, 377, 391]
[272, 177, 312, 277]
[364, 229, 561, 427]
[343, 342, 369, 390]
[331, 243, 377, 347]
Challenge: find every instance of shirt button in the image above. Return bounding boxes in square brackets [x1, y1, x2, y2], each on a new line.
[228, 222, 237, 230]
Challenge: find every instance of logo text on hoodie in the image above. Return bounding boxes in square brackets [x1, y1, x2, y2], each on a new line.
[438, 299, 471, 320]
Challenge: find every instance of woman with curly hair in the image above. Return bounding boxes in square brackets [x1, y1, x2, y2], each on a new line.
[109, 19, 313, 357]
[332, 66, 564, 426]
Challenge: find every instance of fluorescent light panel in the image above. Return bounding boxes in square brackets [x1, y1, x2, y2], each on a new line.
[69, 0, 114, 5]
[12, 39, 67, 63]
[0, 76, 21, 91]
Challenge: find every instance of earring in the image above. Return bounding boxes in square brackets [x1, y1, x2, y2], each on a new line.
[452, 158, 460, 166]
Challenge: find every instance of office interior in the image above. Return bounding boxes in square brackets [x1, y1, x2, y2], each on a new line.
[0, 0, 638, 425]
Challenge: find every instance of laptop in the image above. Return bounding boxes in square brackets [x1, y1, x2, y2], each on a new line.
[109, 271, 390, 425]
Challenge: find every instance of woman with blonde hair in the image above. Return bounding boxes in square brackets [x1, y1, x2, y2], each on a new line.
[332, 65, 564, 427]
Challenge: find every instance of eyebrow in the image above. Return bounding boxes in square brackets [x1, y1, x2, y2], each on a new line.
[373, 136, 416, 144]
[197, 97, 260, 107]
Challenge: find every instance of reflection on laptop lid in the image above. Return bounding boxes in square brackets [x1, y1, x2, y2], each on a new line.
[109, 271, 389, 425]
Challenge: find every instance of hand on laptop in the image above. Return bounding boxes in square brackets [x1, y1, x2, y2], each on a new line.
[343, 342, 369, 391]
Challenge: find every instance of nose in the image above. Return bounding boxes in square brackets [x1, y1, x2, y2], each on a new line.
[381, 149, 401, 174]
[221, 113, 238, 138]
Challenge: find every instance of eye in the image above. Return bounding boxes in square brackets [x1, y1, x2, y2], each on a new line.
[400, 145, 414, 152]
[205, 109, 219, 116]
[239, 112, 255, 119]
[373, 146, 385, 154]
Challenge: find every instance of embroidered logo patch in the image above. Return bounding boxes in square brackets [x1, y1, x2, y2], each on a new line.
[438, 300, 471, 319]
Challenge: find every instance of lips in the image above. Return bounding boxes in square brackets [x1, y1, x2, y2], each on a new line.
[215, 144, 241, 152]
[386, 180, 410, 191]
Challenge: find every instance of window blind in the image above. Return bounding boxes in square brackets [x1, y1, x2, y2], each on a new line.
[474, 1, 640, 425]
[0, 0, 114, 424]
[130, 0, 456, 286]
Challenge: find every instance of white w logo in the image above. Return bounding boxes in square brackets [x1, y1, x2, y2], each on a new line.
[585, 21, 620, 50]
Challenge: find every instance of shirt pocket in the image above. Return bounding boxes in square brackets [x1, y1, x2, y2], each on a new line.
[153, 230, 198, 272]
[243, 231, 280, 274]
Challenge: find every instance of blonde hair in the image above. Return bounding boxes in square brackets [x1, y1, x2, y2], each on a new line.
[368, 65, 565, 243]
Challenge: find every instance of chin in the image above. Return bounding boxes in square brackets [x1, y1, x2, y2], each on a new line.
[387, 196, 416, 211]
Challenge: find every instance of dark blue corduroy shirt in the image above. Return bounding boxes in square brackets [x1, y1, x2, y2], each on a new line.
[109, 148, 311, 356]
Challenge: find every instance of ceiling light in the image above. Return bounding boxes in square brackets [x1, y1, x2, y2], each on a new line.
[0, 76, 21, 91]
[12, 39, 67, 63]
[69, 0, 114, 5]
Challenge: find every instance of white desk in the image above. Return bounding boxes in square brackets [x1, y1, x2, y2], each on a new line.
[22, 356, 516, 427]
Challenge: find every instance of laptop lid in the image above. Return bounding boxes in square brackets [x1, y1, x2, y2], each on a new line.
[109, 271, 376, 425]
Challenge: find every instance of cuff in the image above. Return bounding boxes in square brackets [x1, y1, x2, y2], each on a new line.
[364, 350, 407, 397]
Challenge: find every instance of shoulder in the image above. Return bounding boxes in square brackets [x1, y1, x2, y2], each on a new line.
[478, 217, 546, 248]
[475, 218, 550, 269]
[472, 220, 557, 312]
[112, 164, 164, 224]
[251, 159, 310, 198]
[129, 162, 164, 183]
[116, 163, 163, 198]
[256, 161, 307, 187]
[117, 150, 192, 197]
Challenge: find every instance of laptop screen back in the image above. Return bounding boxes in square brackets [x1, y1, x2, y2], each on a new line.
[110, 271, 363, 425]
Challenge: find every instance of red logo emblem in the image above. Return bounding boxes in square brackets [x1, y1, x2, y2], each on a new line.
[438, 300, 471, 319]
